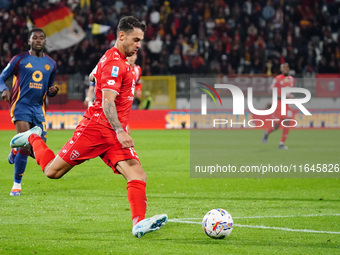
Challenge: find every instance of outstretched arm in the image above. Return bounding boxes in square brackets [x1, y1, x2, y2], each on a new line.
[1, 89, 10, 102]
[102, 89, 134, 148]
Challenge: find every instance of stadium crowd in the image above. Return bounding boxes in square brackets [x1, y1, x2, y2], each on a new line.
[0, 0, 340, 77]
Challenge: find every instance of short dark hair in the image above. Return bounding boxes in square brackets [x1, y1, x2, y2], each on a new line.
[28, 28, 46, 40]
[117, 16, 146, 35]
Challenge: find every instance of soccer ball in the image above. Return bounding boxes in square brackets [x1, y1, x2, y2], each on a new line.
[202, 208, 233, 239]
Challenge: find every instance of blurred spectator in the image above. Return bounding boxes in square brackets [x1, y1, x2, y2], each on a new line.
[192, 53, 205, 73]
[168, 46, 182, 74]
[262, 1, 275, 21]
[143, 91, 152, 109]
[149, 7, 160, 25]
[147, 34, 163, 62]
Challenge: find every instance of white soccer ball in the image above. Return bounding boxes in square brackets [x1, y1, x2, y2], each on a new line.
[202, 208, 233, 239]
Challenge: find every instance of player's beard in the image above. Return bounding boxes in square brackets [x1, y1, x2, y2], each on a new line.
[123, 43, 137, 57]
[34, 48, 44, 54]
[32, 43, 45, 54]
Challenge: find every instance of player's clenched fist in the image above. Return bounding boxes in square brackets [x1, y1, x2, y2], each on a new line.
[48, 85, 59, 97]
[1, 89, 10, 102]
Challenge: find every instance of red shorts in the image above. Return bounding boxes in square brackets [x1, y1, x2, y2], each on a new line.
[270, 100, 294, 120]
[58, 117, 139, 173]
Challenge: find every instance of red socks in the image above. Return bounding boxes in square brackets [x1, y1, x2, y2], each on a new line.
[28, 134, 55, 172]
[280, 127, 290, 143]
[127, 180, 147, 225]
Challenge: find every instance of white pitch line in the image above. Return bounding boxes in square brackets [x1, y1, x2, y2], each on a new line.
[168, 219, 340, 235]
[168, 219, 201, 225]
[177, 213, 340, 220]
[235, 224, 340, 234]
[234, 213, 340, 219]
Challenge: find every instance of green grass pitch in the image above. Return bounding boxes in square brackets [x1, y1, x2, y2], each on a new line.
[0, 129, 339, 254]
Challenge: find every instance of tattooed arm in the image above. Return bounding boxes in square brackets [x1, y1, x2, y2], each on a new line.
[102, 89, 134, 148]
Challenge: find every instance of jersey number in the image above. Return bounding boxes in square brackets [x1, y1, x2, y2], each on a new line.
[129, 148, 138, 158]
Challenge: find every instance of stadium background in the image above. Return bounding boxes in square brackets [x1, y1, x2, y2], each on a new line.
[0, 0, 339, 129]
[0, 1, 339, 254]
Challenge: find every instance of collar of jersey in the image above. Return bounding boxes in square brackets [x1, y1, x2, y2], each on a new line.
[28, 50, 45, 57]
[112, 47, 127, 61]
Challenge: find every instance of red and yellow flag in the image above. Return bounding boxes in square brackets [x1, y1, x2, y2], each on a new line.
[31, 4, 85, 52]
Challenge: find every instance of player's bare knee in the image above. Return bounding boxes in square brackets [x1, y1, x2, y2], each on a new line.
[140, 170, 147, 182]
[45, 169, 59, 179]
[44, 166, 64, 179]
[135, 164, 147, 180]
[46, 174, 58, 179]
[129, 168, 147, 182]
[129, 167, 146, 182]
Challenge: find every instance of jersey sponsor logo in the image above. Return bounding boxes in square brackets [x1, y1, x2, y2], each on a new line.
[107, 80, 115, 85]
[45, 64, 50, 71]
[70, 150, 80, 160]
[111, 66, 119, 77]
[129, 147, 138, 158]
[29, 82, 43, 89]
[25, 63, 33, 68]
[32, 70, 43, 82]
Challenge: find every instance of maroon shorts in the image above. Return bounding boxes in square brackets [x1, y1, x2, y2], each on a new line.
[58, 117, 139, 173]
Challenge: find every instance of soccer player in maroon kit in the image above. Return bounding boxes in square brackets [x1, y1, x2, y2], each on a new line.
[262, 63, 295, 149]
[10, 16, 167, 238]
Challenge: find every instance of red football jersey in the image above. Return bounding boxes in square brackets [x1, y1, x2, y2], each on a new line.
[270, 74, 295, 96]
[84, 47, 135, 130]
[132, 64, 142, 92]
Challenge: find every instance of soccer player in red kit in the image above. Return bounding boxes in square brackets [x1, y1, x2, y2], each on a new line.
[128, 53, 143, 110]
[10, 16, 167, 238]
[262, 63, 295, 149]
[87, 54, 142, 110]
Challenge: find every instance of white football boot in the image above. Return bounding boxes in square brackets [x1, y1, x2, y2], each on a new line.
[10, 126, 42, 148]
[132, 214, 168, 238]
